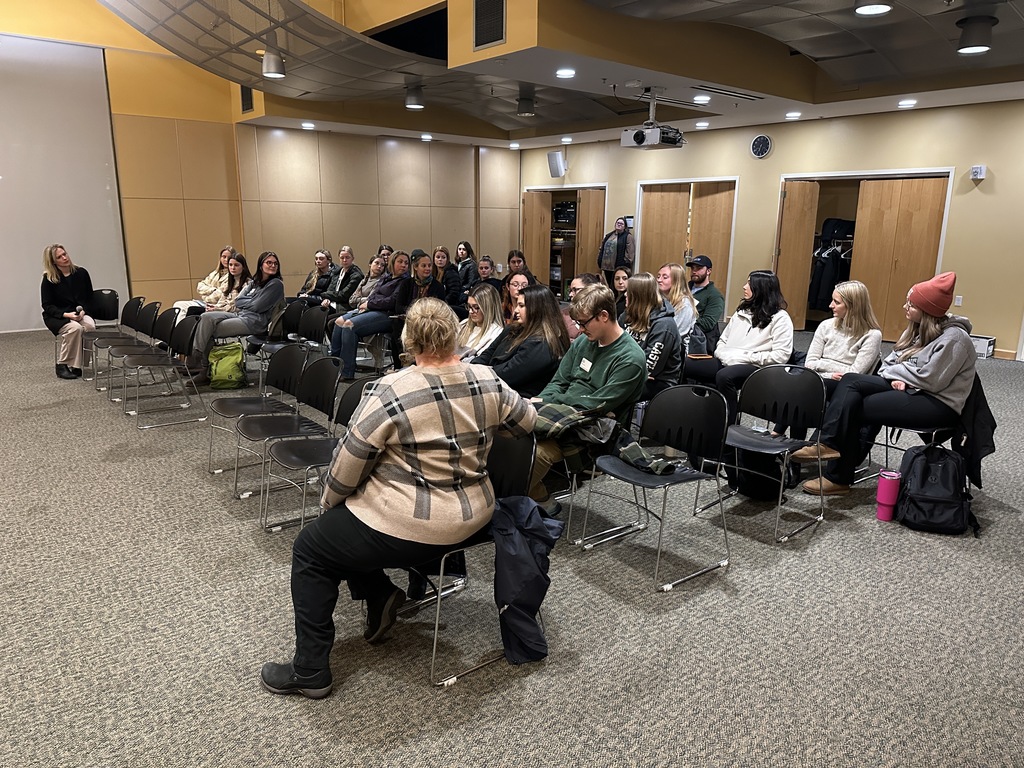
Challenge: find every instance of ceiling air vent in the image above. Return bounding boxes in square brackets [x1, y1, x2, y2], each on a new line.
[475, 0, 505, 49]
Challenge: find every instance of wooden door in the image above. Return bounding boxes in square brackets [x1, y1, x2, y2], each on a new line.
[638, 183, 689, 273]
[775, 180, 819, 330]
[522, 190, 551, 286]
[850, 180, 903, 340]
[575, 188, 606, 277]
[882, 177, 948, 340]
[689, 181, 736, 298]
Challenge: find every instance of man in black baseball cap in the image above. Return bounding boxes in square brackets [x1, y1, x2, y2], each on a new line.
[686, 255, 724, 352]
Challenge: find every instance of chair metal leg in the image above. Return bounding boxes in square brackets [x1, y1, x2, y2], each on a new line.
[774, 455, 824, 543]
[657, 477, 731, 592]
[575, 471, 649, 550]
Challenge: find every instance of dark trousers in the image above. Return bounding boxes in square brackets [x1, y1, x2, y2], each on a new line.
[290, 505, 454, 671]
[819, 373, 958, 485]
[684, 357, 758, 426]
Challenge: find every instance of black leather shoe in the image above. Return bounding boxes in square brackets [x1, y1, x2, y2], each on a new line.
[69, 367, 83, 377]
[56, 364, 77, 380]
[364, 587, 406, 644]
[260, 662, 333, 699]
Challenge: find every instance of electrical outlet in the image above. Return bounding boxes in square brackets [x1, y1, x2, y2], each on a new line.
[496, 263, 503, 273]
[954, 295, 963, 307]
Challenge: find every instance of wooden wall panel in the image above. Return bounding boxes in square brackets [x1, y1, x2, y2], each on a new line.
[319, 133, 380, 205]
[776, 181, 819, 330]
[178, 120, 238, 201]
[850, 179, 903, 338]
[113, 115, 183, 200]
[121, 198, 188, 282]
[256, 128, 320, 203]
[522, 191, 551, 285]
[576, 188, 606, 276]
[429, 144, 475, 208]
[689, 182, 736, 294]
[377, 138, 430, 207]
[430, 207, 476, 253]
[322, 204, 382, 268]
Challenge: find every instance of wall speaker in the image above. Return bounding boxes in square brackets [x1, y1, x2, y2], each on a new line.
[547, 150, 567, 178]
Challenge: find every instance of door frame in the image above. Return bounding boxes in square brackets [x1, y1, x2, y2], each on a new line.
[523, 182, 608, 248]
[635, 175, 740, 293]
[776, 167, 956, 275]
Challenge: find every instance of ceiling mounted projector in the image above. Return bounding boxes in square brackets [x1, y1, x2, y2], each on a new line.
[620, 125, 686, 150]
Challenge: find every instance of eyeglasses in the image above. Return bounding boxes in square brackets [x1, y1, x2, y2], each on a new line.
[264, 260, 279, 267]
[467, 303, 482, 313]
[573, 315, 596, 330]
[509, 282, 529, 291]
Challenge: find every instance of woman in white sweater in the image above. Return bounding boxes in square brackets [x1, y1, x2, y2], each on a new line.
[685, 269, 794, 424]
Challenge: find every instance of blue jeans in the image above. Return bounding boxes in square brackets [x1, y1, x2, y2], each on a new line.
[329, 310, 393, 376]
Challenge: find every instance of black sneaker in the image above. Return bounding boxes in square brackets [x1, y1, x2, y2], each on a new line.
[364, 587, 406, 644]
[259, 662, 333, 699]
[55, 364, 77, 380]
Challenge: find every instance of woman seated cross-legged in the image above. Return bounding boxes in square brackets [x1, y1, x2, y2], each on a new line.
[472, 283, 570, 398]
[260, 298, 536, 699]
[794, 272, 976, 496]
[683, 269, 794, 426]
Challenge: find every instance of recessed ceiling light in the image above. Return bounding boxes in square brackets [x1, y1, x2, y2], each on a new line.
[561, 136, 573, 144]
[301, 122, 315, 130]
[509, 142, 520, 150]
[693, 95, 711, 105]
[897, 98, 917, 109]
[695, 121, 709, 129]
[555, 68, 575, 79]
[854, 1, 892, 17]
[786, 111, 802, 120]
[421, 133, 433, 142]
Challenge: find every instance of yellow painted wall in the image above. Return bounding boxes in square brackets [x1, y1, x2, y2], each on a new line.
[306, 0, 445, 34]
[522, 100, 1024, 357]
[449, 0, 540, 67]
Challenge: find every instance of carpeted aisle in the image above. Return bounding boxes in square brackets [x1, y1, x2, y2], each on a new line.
[2, 329, 1021, 767]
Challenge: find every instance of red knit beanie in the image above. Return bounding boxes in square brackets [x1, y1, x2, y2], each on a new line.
[908, 272, 956, 318]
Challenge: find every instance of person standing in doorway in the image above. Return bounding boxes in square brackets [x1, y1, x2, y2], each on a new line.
[597, 217, 635, 286]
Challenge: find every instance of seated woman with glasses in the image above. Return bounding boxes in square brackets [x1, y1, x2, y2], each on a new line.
[501, 272, 532, 324]
[188, 251, 285, 381]
[260, 298, 536, 699]
[456, 283, 504, 360]
[473, 284, 570, 397]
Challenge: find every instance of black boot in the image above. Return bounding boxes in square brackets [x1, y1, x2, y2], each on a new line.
[69, 367, 83, 377]
[56, 364, 77, 380]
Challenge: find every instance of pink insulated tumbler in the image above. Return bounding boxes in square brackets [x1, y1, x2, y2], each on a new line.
[876, 470, 901, 521]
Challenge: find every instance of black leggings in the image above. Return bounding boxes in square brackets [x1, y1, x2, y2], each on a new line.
[819, 373, 958, 485]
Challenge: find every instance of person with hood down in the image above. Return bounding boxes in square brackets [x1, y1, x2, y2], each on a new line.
[620, 272, 682, 400]
[432, 245, 463, 307]
[794, 272, 976, 497]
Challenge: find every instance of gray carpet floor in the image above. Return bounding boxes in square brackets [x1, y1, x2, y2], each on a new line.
[3, 330, 1022, 767]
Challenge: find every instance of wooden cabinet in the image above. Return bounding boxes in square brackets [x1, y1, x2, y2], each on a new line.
[523, 187, 606, 296]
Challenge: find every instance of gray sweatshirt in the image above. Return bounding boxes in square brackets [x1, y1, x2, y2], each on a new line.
[879, 315, 976, 413]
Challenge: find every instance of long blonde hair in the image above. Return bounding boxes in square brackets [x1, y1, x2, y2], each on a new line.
[42, 244, 76, 284]
[894, 312, 945, 362]
[660, 262, 696, 316]
[457, 283, 503, 349]
[623, 273, 660, 336]
[833, 280, 881, 339]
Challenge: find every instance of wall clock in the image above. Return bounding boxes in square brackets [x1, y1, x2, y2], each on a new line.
[750, 134, 772, 159]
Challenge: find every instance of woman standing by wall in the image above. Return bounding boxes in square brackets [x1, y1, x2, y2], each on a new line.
[41, 243, 95, 379]
[597, 217, 635, 286]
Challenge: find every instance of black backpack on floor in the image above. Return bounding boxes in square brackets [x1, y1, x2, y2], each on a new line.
[895, 443, 979, 537]
[734, 449, 801, 500]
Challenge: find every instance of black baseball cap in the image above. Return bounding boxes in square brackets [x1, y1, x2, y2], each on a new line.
[686, 255, 713, 269]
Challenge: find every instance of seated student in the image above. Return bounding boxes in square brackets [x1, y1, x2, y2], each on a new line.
[473, 255, 504, 296]
[611, 266, 631, 320]
[204, 253, 252, 315]
[432, 246, 463, 307]
[657, 262, 698, 346]
[172, 245, 234, 318]
[41, 243, 96, 379]
[188, 251, 285, 381]
[501, 272, 532, 324]
[528, 284, 647, 508]
[455, 240, 479, 290]
[620, 272, 682, 401]
[260, 298, 536, 699]
[501, 249, 538, 289]
[456, 283, 504, 360]
[329, 254, 386, 322]
[794, 272, 976, 496]
[472, 284, 569, 397]
[390, 250, 447, 368]
[293, 249, 338, 305]
[775, 279, 882, 438]
[328, 250, 410, 380]
[563, 273, 603, 341]
[684, 269, 794, 425]
[319, 246, 363, 314]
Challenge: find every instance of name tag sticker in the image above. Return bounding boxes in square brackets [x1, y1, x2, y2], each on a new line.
[580, 358, 593, 372]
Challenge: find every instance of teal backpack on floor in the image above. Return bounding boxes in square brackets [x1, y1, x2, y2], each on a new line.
[208, 342, 247, 390]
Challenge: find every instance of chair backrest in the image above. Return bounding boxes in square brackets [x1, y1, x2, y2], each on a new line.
[297, 305, 329, 344]
[169, 315, 202, 357]
[333, 376, 378, 428]
[737, 364, 826, 432]
[90, 289, 119, 323]
[280, 301, 306, 337]
[641, 385, 729, 461]
[132, 301, 162, 339]
[264, 343, 308, 396]
[119, 296, 145, 329]
[152, 307, 180, 346]
[487, 432, 537, 498]
[296, 356, 341, 419]
[263, 302, 289, 341]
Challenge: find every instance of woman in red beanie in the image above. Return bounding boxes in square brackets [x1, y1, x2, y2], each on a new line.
[794, 272, 976, 496]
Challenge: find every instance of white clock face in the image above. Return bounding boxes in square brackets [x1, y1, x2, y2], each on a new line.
[751, 134, 772, 158]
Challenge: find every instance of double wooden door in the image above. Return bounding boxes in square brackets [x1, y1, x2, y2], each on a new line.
[522, 188, 605, 288]
[776, 176, 948, 339]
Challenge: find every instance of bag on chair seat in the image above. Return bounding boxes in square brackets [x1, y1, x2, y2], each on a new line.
[208, 342, 247, 390]
[895, 443, 979, 536]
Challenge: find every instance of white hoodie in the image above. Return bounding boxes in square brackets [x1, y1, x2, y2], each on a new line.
[714, 309, 794, 367]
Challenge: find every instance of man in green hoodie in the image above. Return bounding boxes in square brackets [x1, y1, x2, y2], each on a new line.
[529, 284, 647, 507]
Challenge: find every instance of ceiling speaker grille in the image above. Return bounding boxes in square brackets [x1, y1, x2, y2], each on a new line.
[475, 0, 506, 48]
